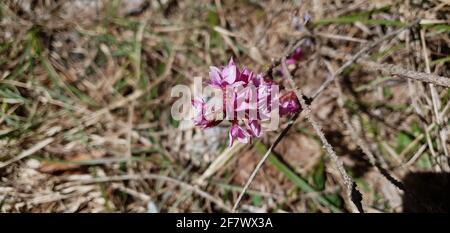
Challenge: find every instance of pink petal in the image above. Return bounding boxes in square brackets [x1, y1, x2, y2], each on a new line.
[228, 57, 235, 66]
[238, 67, 253, 83]
[209, 66, 222, 87]
[222, 64, 237, 85]
[233, 87, 258, 114]
[251, 74, 263, 87]
[192, 96, 203, 107]
[192, 97, 222, 128]
[279, 91, 301, 116]
[228, 124, 250, 147]
[247, 120, 262, 137]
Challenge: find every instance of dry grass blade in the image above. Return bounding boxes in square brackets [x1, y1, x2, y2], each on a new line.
[0, 138, 54, 169]
[232, 112, 300, 212]
[195, 142, 246, 185]
[63, 174, 232, 212]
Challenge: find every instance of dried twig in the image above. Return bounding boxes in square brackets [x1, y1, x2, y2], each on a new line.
[329, 60, 404, 191]
[232, 18, 427, 212]
[195, 142, 247, 185]
[281, 59, 363, 213]
[232, 33, 401, 211]
[232, 112, 300, 212]
[0, 138, 54, 169]
[231, 50, 369, 212]
[232, 21, 415, 211]
[319, 47, 450, 88]
[420, 29, 450, 171]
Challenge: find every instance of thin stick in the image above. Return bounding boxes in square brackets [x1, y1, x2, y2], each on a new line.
[232, 18, 422, 212]
[320, 47, 450, 88]
[232, 112, 300, 212]
[420, 29, 450, 171]
[402, 144, 428, 168]
[330, 60, 404, 191]
[281, 58, 362, 213]
[0, 138, 54, 169]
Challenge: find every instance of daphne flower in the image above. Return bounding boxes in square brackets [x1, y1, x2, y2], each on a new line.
[256, 77, 276, 121]
[279, 91, 301, 116]
[192, 58, 302, 147]
[247, 120, 262, 137]
[229, 124, 250, 147]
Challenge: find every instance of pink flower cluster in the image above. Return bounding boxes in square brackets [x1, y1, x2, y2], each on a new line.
[193, 58, 301, 147]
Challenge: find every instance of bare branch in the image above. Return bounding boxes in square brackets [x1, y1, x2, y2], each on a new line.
[232, 18, 427, 213]
[232, 112, 300, 212]
[320, 47, 450, 88]
[281, 58, 363, 213]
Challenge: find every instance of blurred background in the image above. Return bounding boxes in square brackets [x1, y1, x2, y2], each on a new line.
[0, 0, 449, 213]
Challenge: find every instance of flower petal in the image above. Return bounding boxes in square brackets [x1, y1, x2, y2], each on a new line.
[238, 67, 253, 83]
[247, 120, 262, 137]
[228, 124, 250, 147]
[222, 64, 238, 85]
[279, 91, 301, 116]
[228, 57, 235, 66]
[209, 66, 222, 87]
[192, 97, 222, 128]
